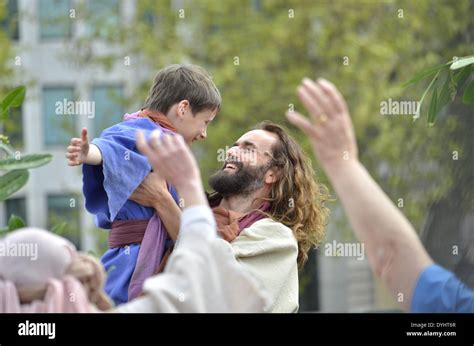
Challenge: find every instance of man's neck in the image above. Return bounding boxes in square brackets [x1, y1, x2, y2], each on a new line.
[219, 189, 267, 214]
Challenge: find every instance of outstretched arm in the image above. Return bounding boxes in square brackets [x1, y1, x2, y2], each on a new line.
[286, 78, 433, 310]
[67, 128, 102, 166]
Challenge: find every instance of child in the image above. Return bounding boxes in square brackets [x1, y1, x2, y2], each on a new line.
[66, 64, 221, 305]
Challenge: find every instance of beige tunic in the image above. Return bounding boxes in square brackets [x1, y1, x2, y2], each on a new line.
[216, 218, 299, 313]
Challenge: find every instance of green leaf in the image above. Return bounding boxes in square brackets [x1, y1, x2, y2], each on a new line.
[0, 153, 53, 171]
[0, 169, 29, 201]
[7, 214, 26, 231]
[462, 80, 474, 104]
[428, 83, 439, 126]
[402, 63, 449, 88]
[413, 70, 441, 121]
[0, 142, 15, 156]
[434, 70, 454, 117]
[454, 65, 472, 85]
[450, 55, 474, 70]
[0, 86, 26, 119]
[51, 222, 67, 235]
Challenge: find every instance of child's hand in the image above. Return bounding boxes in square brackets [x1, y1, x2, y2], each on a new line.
[66, 128, 90, 166]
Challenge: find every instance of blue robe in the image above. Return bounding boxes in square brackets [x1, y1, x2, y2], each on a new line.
[82, 117, 179, 305]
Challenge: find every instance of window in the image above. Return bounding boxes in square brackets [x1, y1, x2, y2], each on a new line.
[43, 87, 76, 147]
[91, 85, 124, 134]
[87, 0, 120, 38]
[39, 0, 72, 39]
[0, 0, 19, 40]
[47, 194, 81, 249]
[5, 197, 27, 224]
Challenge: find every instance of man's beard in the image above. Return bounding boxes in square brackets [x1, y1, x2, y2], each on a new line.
[208, 160, 271, 197]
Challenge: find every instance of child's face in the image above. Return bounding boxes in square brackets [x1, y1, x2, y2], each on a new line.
[177, 107, 218, 144]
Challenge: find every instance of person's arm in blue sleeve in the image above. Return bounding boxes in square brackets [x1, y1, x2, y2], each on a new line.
[286, 77, 462, 312]
[411, 264, 474, 312]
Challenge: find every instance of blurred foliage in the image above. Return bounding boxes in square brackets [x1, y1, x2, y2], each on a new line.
[0, 85, 53, 236]
[0, 86, 53, 201]
[403, 56, 473, 125]
[67, 0, 473, 238]
[0, 0, 15, 88]
[0, 213, 25, 234]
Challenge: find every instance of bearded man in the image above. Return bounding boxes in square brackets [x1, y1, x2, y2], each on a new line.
[129, 121, 330, 312]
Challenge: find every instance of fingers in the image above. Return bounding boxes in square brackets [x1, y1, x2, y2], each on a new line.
[66, 153, 80, 166]
[81, 128, 89, 142]
[285, 110, 319, 138]
[67, 137, 83, 166]
[136, 130, 190, 161]
[67, 143, 83, 152]
[301, 78, 333, 116]
[316, 78, 348, 114]
[70, 138, 82, 146]
[136, 130, 154, 158]
[297, 85, 325, 123]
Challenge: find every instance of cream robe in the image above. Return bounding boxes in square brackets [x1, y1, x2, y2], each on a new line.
[116, 205, 271, 313]
[216, 218, 299, 313]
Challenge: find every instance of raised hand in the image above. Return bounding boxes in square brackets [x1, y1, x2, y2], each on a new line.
[66, 128, 90, 166]
[286, 78, 358, 170]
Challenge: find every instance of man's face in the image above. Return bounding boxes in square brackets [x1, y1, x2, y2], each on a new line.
[209, 129, 278, 197]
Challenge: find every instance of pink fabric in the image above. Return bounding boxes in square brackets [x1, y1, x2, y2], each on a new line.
[0, 277, 95, 313]
[0, 228, 97, 313]
[123, 111, 141, 121]
[238, 202, 271, 230]
[128, 214, 167, 301]
[123, 111, 176, 300]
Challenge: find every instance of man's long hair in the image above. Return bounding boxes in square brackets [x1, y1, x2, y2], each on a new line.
[255, 121, 330, 269]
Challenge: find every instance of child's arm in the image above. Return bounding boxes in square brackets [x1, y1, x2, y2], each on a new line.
[67, 128, 102, 166]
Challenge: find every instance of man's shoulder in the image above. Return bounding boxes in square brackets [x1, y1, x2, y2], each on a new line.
[236, 218, 297, 249]
[247, 218, 294, 235]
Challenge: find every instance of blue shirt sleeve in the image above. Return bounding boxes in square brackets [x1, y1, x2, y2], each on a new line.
[411, 264, 474, 313]
[82, 119, 160, 224]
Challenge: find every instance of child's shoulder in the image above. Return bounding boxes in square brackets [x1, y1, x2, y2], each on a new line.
[100, 117, 160, 137]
